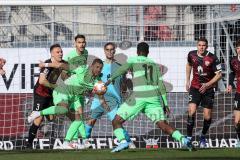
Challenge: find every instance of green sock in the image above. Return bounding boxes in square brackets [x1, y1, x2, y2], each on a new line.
[78, 122, 87, 139]
[114, 128, 125, 142]
[40, 106, 68, 116]
[72, 131, 79, 141]
[72, 123, 86, 140]
[65, 120, 82, 141]
[172, 130, 184, 142]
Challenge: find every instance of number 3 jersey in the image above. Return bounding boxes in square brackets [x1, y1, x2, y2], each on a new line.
[187, 50, 222, 89]
[110, 56, 166, 99]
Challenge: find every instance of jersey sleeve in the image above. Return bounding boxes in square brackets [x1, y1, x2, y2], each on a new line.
[40, 59, 51, 75]
[156, 65, 168, 106]
[110, 58, 132, 81]
[187, 52, 193, 65]
[212, 55, 222, 73]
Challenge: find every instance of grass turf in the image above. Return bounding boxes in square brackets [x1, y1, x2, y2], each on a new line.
[0, 148, 239, 160]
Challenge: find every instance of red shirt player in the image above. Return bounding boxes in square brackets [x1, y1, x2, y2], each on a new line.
[186, 37, 222, 148]
[226, 40, 240, 148]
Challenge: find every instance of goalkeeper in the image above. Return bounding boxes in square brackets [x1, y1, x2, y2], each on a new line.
[85, 42, 136, 149]
[105, 42, 192, 152]
[28, 59, 107, 149]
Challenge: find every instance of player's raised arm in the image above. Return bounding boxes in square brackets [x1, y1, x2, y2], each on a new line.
[39, 59, 69, 71]
[107, 60, 132, 85]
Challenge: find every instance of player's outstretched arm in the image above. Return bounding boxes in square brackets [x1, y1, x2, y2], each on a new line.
[39, 73, 57, 89]
[39, 60, 69, 71]
[110, 62, 131, 82]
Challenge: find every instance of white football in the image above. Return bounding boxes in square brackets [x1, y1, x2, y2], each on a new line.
[93, 81, 107, 95]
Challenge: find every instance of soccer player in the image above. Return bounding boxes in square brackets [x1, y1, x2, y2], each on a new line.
[39, 34, 89, 146]
[85, 42, 136, 148]
[28, 58, 107, 149]
[105, 42, 192, 152]
[226, 39, 240, 148]
[39, 34, 88, 73]
[0, 57, 6, 75]
[27, 44, 67, 149]
[186, 37, 222, 148]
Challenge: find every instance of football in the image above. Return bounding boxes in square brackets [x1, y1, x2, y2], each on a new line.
[93, 81, 107, 95]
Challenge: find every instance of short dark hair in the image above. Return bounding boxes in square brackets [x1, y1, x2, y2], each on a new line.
[75, 34, 85, 41]
[92, 58, 103, 66]
[198, 37, 208, 46]
[104, 42, 116, 49]
[236, 39, 240, 48]
[137, 42, 149, 56]
[50, 43, 61, 52]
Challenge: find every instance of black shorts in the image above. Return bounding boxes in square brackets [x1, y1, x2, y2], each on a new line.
[188, 87, 215, 109]
[234, 92, 240, 111]
[33, 93, 53, 111]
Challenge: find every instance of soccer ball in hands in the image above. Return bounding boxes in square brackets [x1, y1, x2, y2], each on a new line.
[93, 81, 107, 95]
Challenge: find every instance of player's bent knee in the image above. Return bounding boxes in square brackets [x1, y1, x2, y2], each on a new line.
[156, 121, 168, 130]
[112, 115, 124, 128]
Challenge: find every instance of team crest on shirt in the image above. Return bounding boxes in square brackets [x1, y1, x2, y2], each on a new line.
[205, 61, 210, 66]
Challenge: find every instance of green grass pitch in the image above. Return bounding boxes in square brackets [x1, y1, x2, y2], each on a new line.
[0, 148, 240, 160]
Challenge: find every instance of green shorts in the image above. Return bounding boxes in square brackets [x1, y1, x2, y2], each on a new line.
[53, 90, 84, 111]
[117, 93, 166, 123]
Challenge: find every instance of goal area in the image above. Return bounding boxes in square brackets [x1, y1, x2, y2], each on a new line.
[0, 2, 240, 150]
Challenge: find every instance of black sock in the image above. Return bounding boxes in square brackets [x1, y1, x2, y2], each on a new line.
[235, 123, 240, 139]
[187, 115, 195, 137]
[28, 123, 39, 145]
[202, 118, 212, 135]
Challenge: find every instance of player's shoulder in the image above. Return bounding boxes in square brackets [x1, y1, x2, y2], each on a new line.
[84, 49, 88, 55]
[188, 50, 197, 56]
[63, 49, 74, 60]
[128, 55, 142, 62]
[66, 49, 77, 57]
[44, 59, 52, 63]
[206, 51, 218, 59]
[113, 61, 122, 66]
[231, 56, 238, 63]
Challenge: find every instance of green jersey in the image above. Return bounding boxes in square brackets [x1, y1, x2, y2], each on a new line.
[110, 56, 167, 99]
[63, 49, 88, 74]
[56, 66, 100, 96]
